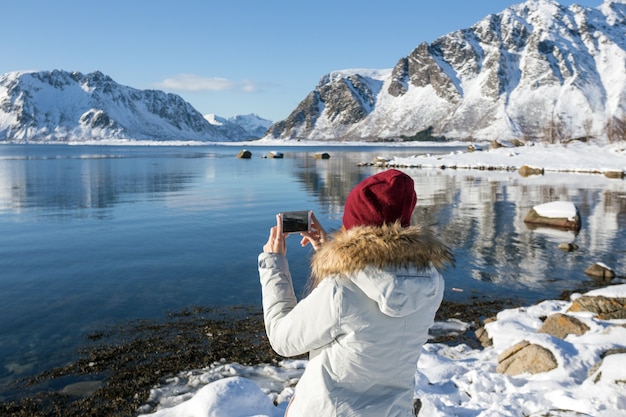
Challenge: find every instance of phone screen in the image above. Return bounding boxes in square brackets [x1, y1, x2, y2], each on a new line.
[281, 211, 311, 233]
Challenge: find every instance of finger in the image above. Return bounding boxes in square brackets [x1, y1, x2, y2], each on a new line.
[276, 213, 283, 235]
[299, 234, 311, 247]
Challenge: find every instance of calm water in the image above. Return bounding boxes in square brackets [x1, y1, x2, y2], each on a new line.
[1, 143, 625, 393]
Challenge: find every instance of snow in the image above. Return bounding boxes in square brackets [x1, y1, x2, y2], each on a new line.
[533, 201, 578, 220]
[136, 284, 626, 417]
[386, 140, 626, 174]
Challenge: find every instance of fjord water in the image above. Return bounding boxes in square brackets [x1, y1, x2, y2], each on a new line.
[1, 144, 625, 392]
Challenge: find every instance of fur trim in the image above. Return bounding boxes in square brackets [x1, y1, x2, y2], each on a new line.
[310, 222, 454, 284]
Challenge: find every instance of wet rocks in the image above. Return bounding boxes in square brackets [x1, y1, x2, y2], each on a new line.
[557, 242, 579, 252]
[583, 263, 616, 282]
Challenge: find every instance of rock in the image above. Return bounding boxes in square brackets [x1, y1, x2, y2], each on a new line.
[588, 349, 626, 383]
[466, 143, 484, 152]
[489, 139, 520, 149]
[558, 243, 579, 252]
[372, 156, 390, 166]
[236, 149, 252, 159]
[567, 295, 626, 320]
[518, 165, 544, 177]
[268, 151, 283, 158]
[496, 340, 558, 376]
[523, 202, 581, 231]
[60, 380, 103, 397]
[583, 263, 616, 281]
[537, 313, 590, 339]
[603, 170, 624, 179]
[314, 152, 331, 160]
[475, 316, 496, 348]
[475, 326, 493, 348]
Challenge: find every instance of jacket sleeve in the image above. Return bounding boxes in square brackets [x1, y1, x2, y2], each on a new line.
[258, 252, 341, 357]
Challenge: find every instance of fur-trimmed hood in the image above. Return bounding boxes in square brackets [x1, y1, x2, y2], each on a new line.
[310, 222, 454, 281]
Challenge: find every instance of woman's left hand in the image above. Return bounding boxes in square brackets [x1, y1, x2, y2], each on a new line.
[300, 212, 328, 251]
[263, 214, 287, 255]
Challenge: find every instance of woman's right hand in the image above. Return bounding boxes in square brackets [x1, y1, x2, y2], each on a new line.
[300, 212, 328, 251]
[263, 214, 287, 255]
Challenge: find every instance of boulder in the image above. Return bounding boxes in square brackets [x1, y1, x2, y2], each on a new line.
[496, 340, 558, 376]
[518, 165, 544, 177]
[236, 149, 252, 159]
[557, 243, 579, 252]
[537, 313, 589, 339]
[588, 349, 626, 383]
[567, 295, 626, 320]
[314, 152, 331, 160]
[583, 263, 616, 282]
[603, 170, 624, 179]
[523, 201, 581, 231]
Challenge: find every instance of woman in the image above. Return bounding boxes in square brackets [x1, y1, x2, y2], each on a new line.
[258, 169, 453, 417]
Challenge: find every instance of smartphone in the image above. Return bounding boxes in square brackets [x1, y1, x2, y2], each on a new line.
[280, 210, 312, 234]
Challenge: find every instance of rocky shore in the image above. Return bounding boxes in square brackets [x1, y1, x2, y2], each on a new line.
[0, 297, 521, 417]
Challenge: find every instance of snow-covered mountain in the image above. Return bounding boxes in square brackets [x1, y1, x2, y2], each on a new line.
[204, 113, 273, 141]
[0, 70, 269, 143]
[265, 0, 626, 142]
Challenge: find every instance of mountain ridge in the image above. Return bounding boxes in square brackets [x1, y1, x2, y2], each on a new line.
[0, 70, 270, 143]
[263, 0, 626, 142]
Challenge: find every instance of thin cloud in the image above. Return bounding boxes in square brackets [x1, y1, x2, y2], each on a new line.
[154, 74, 259, 93]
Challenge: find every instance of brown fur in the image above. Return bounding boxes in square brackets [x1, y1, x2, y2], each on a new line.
[309, 222, 454, 287]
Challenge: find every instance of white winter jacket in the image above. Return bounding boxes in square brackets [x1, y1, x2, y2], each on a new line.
[258, 223, 453, 417]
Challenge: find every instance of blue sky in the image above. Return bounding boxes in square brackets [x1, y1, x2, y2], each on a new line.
[3, 0, 602, 122]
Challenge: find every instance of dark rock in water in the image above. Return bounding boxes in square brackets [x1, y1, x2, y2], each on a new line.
[523, 202, 581, 231]
[60, 381, 103, 397]
[268, 151, 284, 158]
[236, 149, 252, 159]
[558, 243, 579, 252]
[583, 263, 616, 282]
[314, 152, 330, 160]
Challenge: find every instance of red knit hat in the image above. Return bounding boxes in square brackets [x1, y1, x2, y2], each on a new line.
[343, 169, 417, 230]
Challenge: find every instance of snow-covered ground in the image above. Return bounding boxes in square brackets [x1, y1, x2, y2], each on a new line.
[136, 284, 626, 417]
[385, 140, 626, 175]
[134, 140, 626, 417]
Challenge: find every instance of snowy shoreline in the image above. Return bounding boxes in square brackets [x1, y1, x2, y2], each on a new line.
[72, 139, 626, 177]
[136, 284, 626, 417]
